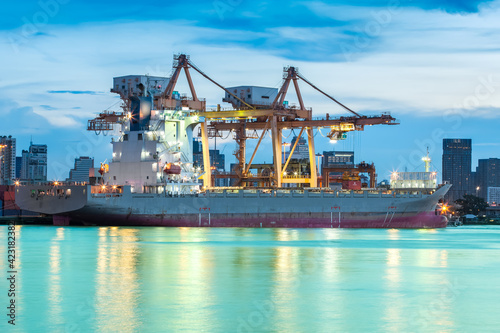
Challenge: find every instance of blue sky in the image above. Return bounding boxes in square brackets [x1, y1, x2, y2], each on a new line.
[1, 0, 499, 181]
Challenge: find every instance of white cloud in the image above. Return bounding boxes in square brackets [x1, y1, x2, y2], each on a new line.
[1, 3, 500, 134]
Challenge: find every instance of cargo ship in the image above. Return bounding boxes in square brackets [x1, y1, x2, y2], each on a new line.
[15, 54, 450, 228]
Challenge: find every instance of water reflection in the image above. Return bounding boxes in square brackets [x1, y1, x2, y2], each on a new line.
[48, 228, 64, 327]
[170, 240, 216, 331]
[271, 231, 299, 332]
[383, 247, 403, 332]
[440, 250, 448, 268]
[270, 229, 346, 332]
[95, 227, 141, 332]
[7, 225, 497, 332]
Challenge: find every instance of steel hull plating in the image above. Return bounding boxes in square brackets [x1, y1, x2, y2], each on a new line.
[16, 184, 450, 228]
[74, 211, 446, 228]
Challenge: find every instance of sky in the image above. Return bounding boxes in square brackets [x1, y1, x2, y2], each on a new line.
[1, 0, 499, 182]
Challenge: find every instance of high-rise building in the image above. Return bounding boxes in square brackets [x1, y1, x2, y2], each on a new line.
[442, 138, 472, 202]
[210, 150, 225, 172]
[0, 136, 16, 185]
[192, 139, 225, 171]
[20, 142, 47, 182]
[192, 138, 227, 186]
[68, 157, 94, 182]
[285, 136, 309, 160]
[15, 156, 22, 179]
[193, 138, 203, 169]
[488, 187, 500, 205]
[475, 158, 500, 202]
[20, 150, 29, 179]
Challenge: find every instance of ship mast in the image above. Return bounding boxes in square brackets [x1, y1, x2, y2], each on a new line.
[422, 147, 431, 173]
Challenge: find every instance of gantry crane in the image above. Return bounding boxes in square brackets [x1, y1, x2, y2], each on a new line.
[199, 64, 398, 188]
[87, 54, 399, 190]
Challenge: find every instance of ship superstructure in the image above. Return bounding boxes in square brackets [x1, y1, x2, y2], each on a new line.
[15, 54, 450, 228]
[105, 96, 201, 195]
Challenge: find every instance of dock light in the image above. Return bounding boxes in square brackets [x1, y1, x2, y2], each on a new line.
[112, 185, 117, 190]
[330, 139, 337, 144]
[283, 171, 287, 176]
[438, 203, 450, 215]
[15, 181, 19, 186]
[101, 185, 106, 191]
[54, 181, 59, 186]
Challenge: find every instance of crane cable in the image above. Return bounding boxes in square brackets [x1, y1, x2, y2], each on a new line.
[296, 72, 362, 118]
[187, 59, 255, 110]
[281, 130, 293, 139]
[317, 128, 327, 137]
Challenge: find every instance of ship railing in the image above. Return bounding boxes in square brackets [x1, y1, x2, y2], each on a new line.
[15, 181, 89, 187]
[177, 96, 206, 102]
[282, 174, 309, 179]
[23, 187, 73, 199]
[202, 187, 430, 198]
[91, 193, 123, 198]
[90, 185, 123, 195]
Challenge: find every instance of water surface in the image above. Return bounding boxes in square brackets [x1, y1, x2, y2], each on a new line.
[1, 226, 499, 332]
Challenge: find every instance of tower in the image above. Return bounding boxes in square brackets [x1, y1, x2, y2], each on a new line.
[442, 139, 472, 203]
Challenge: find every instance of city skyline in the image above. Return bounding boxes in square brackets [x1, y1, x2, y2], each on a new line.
[1, 0, 499, 180]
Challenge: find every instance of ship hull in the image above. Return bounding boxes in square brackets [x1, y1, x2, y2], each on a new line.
[73, 211, 446, 228]
[16, 184, 450, 228]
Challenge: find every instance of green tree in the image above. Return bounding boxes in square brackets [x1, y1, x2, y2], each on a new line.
[455, 194, 489, 216]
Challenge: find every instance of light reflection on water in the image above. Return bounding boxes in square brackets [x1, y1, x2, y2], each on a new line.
[48, 228, 64, 328]
[95, 227, 141, 333]
[1, 226, 500, 332]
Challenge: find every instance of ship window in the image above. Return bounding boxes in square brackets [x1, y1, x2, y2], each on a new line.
[123, 134, 128, 141]
[261, 96, 269, 99]
[248, 94, 251, 98]
[146, 176, 149, 179]
[113, 176, 116, 180]
[138, 133, 143, 140]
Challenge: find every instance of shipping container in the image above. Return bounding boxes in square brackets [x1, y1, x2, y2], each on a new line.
[3, 191, 15, 202]
[21, 210, 40, 217]
[342, 180, 362, 190]
[2, 209, 19, 217]
[2, 199, 19, 210]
